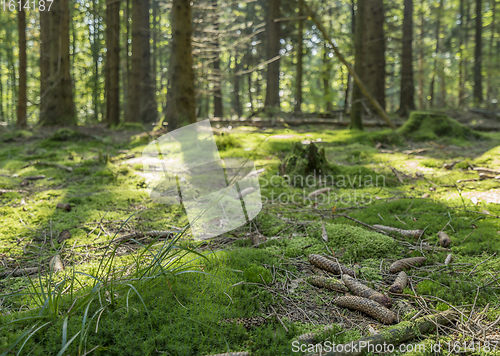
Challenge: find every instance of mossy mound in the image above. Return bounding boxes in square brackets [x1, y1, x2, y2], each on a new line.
[280, 142, 335, 184]
[398, 111, 481, 141]
[49, 128, 89, 141]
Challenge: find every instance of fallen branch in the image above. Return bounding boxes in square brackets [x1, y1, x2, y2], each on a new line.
[0, 189, 27, 194]
[0, 267, 40, 278]
[373, 225, 423, 239]
[108, 230, 174, 244]
[34, 161, 73, 172]
[306, 310, 458, 356]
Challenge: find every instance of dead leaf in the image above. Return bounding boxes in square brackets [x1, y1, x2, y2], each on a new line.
[321, 222, 328, 243]
[50, 255, 64, 272]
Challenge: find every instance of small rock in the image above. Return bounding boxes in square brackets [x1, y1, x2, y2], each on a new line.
[58, 230, 72, 243]
[421, 193, 430, 199]
[56, 203, 71, 212]
[49, 255, 64, 272]
[438, 231, 451, 248]
[429, 187, 436, 191]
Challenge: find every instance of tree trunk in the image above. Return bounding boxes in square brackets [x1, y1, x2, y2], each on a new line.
[40, 11, 50, 119]
[350, 0, 366, 130]
[233, 53, 243, 117]
[17, 6, 27, 128]
[124, 0, 130, 100]
[429, 0, 442, 108]
[474, 0, 483, 104]
[141, 0, 157, 123]
[0, 48, 3, 121]
[458, 0, 465, 107]
[344, 0, 355, 113]
[418, 0, 425, 109]
[398, 0, 415, 116]
[152, 0, 158, 99]
[105, 0, 120, 126]
[164, 0, 196, 129]
[212, 0, 223, 118]
[364, 0, 386, 111]
[40, 0, 76, 126]
[323, 44, 333, 112]
[295, 0, 304, 113]
[486, 0, 495, 106]
[264, 0, 281, 114]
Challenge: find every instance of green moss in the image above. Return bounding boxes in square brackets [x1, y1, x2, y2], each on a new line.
[215, 133, 241, 151]
[309, 223, 400, 262]
[244, 264, 272, 284]
[398, 111, 482, 142]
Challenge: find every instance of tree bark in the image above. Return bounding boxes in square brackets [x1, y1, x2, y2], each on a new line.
[295, 0, 304, 113]
[40, 11, 50, 119]
[474, 0, 483, 104]
[429, 0, 443, 108]
[212, 0, 223, 118]
[486, 0, 495, 106]
[105, 0, 120, 126]
[264, 0, 281, 114]
[350, 0, 366, 130]
[17, 6, 27, 128]
[458, 0, 465, 107]
[364, 0, 386, 111]
[164, 0, 196, 129]
[323, 44, 333, 113]
[233, 53, 242, 117]
[39, 0, 76, 126]
[0, 48, 3, 121]
[126, 0, 157, 123]
[398, 0, 415, 116]
[418, 0, 425, 109]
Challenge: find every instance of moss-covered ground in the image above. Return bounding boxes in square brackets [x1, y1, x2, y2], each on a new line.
[1, 121, 500, 355]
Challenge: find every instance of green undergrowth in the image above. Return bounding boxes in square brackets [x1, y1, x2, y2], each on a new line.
[1, 123, 500, 354]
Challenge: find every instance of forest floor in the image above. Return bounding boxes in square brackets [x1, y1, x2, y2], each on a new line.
[1, 115, 500, 355]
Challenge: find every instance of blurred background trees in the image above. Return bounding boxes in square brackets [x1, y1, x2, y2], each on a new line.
[0, 0, 498, 128]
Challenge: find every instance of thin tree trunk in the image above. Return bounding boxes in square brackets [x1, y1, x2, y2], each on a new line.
[125, 0, 130, 98]
[398, 0, 415, 116]
[264, 0, 281, 113]
[233, 53, 242, 117]
[323, 43, 333, 112]
[429, 0, 442, 108]
[92, 0, 100, 121]
[164, 0, 195, 129]
[0, 48, 4, 121]
[364, 0, 386, 111]
[152, 0, 158, 98]
[344, 0, 355, 113]
[142, 0, 157, 123]
[17, 6, 27, 128]
[418, 0, 425, 109]
[459, 0, 465, 107]
[486, 0, 495, 106]
[40, 0, 76, 126]
[105, 0, 120, 126]
[350, 0, 365, 130]
[474, 0, 483, 104]
[40, 11, 50, 119]
[295, 0, 304, 113]
[212, 0, 223, 118]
